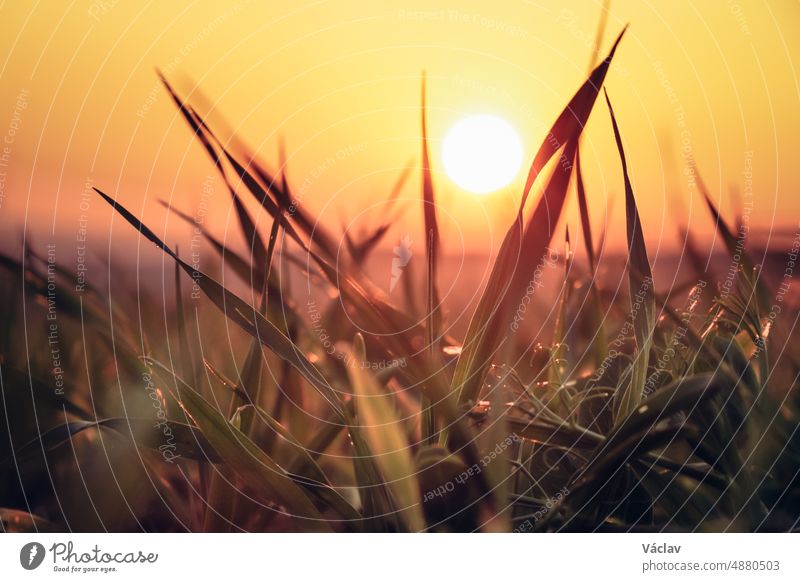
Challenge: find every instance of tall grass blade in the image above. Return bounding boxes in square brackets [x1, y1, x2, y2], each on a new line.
[421, 73, 442, 445]
[604, 90, 656, 423]
[448, 28, 626, 419]
[159, 74, 267, 282]
[94, 188, 345, 420]
[173, 247, 197, 394]
[519, 26, 626, 209]
[696, 171, 770, 311]
[574, 149, 608, 366]
[349, 334, 425, 531]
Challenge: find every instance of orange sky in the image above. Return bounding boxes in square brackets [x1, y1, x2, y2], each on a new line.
[1, 1, 799, 263]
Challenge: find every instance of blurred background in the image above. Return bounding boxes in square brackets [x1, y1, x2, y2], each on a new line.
[1, 0, 799, 533]
[0, 0, 798, 270]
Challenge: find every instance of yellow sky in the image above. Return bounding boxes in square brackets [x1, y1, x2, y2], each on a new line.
[1, 0, 798, 261]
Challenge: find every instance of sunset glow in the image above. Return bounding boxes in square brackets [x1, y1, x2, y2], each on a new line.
[1, 1, 799, 547]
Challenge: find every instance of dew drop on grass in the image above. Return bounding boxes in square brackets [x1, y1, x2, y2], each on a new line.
[443, 345, 462, 356]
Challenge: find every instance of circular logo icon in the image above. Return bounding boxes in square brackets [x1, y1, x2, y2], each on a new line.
[20, 542, 46, 570]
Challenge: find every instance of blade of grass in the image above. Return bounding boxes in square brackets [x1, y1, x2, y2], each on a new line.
[167, 80, 341, 259]
[550, 228, 572, 389]
[159, 73, 267, 284]
[448, 28, 626, 424]
[173, 247, 197, 395]
[145, 357, 330, 528]
[233, 402, 361, 523]
[95, 187, 345, 420]
[237, 212, 281, 452]
[575, 149, 608, 366]
[519, 27, 626, 209]
[696, 170, 770, 311]
[160, 201, 261, 289]
[161, 200, 300, 336]
[604, 89, 656, 423]
[349, 333, 425, 531]
[421, 72, 442, 445]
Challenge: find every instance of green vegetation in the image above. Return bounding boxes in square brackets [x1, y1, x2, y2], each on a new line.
[1, 26, 798, 533]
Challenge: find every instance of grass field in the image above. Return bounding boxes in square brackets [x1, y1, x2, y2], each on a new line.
[1, 24, 799, 533]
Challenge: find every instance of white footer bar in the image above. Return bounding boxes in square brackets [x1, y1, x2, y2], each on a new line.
[1, 533, 796, 580]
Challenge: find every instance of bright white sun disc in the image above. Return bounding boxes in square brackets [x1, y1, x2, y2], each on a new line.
[442, 115, 523, 194]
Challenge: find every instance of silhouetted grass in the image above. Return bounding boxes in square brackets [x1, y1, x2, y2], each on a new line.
[1, 22, 798, 534]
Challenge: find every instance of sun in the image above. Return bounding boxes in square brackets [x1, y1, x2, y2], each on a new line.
[442, 115, 524, 194]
